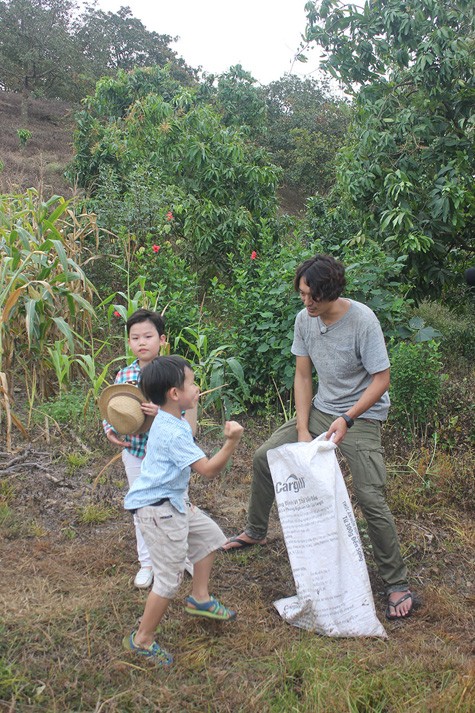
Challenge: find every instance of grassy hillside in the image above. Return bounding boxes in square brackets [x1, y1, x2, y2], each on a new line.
[0, 91, 75, 197]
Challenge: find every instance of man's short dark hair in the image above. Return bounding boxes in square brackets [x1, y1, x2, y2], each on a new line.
[141, 355, 191, 406]
[126, 309, 165, 337]
[294, 254, 346, 302]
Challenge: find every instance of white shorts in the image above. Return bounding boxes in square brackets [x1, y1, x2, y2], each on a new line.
[135, 501, 226, 598]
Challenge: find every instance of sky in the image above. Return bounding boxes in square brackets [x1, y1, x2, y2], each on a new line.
[95, 0, 324, 85]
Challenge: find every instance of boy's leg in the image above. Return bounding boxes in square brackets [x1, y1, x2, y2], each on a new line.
[190, 551, 216, 601]
[186, 505, 236, 619]
[122, 450, 152, 571]
[126, 503, 187, 656]
[134, 592, 170, 649]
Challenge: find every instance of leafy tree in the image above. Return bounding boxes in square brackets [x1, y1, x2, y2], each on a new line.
[0, 0, 194, 103]
[69, 67, 281, 273]
[200, 64, 267, 136]
[75, 3, 196, 86]
[0, 0, 81, 102]
[263, 74, 350, 195]
[304, 0, 475, 297]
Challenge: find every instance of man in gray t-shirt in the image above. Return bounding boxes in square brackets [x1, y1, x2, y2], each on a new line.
[222, 254, 414, 621]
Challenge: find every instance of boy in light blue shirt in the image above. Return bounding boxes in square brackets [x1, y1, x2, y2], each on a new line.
[123, 355, 243, 665]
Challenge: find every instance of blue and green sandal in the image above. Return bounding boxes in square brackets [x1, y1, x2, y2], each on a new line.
[122, 631, 173, 666]
[185, 595, 237, 621]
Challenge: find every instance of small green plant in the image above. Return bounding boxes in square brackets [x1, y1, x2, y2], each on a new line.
[0, 479, 15, 504]
[0, 502, 22, 538]
[26, 520, 48, 537]
[35, 386, 97, 434]
[17, 128, 32, 146]
[389, 340, 443, 437]
[77, 503, 117, 524]
[65, 451, 90, 476]
[61, 526, 77, 540]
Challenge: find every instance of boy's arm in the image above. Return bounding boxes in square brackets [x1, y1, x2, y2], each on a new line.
[104, 427, 127, 447]
[192, 421, 243, 479]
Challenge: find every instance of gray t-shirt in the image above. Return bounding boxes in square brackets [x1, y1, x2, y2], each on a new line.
[291, 299, 390, 420]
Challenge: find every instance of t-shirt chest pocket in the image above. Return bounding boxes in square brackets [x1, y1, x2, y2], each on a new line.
[333, 345, 358, 377]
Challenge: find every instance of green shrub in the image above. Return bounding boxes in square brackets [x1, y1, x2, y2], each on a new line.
[17, 128, 32, 146]
[132, 239, 203, 339]
[208, 237, 312, 405]
[35, 386, 96, 434]
[388, 340, 443, 436]
[412, 300, 475, 365]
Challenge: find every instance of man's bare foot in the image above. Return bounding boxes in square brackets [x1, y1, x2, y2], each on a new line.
[220, 532, 267, 552]
[386, 590, 413, 620]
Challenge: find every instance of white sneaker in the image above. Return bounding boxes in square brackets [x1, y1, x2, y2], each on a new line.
[184, 558, 194, 576]
[134, 566, 153, 589]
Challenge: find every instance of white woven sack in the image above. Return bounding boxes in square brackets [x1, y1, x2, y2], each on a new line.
[268, 434, 387, 638]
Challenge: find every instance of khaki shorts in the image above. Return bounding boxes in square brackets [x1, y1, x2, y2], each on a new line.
[135, 501, 226, 598]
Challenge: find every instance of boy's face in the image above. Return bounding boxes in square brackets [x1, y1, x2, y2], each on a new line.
[128, 319, 166, 365]
[175, 366, 200, 411]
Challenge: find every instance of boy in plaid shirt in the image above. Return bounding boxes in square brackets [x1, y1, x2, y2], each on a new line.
[103, 309, 196, 588]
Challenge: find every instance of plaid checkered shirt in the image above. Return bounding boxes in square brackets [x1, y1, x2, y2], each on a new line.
[102, 359, 149, 458]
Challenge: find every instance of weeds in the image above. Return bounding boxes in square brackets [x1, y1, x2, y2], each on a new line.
[77, 503, 117, 525]
[65, 451, 90, 476]
[0, 502, 23, 539]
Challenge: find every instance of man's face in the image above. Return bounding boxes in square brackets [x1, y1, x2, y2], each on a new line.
[128, 319, 166, 363]
[298, 277, 331, 318]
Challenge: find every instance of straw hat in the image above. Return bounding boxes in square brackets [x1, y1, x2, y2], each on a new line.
[98, 384, 154, 435]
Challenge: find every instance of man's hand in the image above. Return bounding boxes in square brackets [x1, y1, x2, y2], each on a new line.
[297, 429, 313, 443]
[325, 417, 348, 445]
[224, 420, 244, 442]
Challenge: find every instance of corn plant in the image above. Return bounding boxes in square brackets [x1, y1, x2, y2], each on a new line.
[46, 340, 74, 393]
[172, 326, 249, 418]
[0, 190, 98, 404]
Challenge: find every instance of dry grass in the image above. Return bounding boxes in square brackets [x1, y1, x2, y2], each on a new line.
[1, 416, 474, 712]
[0, 91, 75, 198]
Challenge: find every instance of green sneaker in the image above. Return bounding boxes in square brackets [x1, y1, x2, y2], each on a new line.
[122, 631, 173, 666]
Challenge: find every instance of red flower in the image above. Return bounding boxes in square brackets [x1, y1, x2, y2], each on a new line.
[152, 244, 161, 253]
[166, 211, 174, 221]
[250, 250, 257, 260]
[114, 311, 121, 317]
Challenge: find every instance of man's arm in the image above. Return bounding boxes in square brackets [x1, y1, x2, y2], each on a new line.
[325, 368, 390, 445]
[294, 355, 315, 442]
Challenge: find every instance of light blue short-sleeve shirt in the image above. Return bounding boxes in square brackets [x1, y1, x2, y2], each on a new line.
[124, 410, 205, 514]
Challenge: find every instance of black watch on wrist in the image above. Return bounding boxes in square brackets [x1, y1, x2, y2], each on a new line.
[340, 414, 354, 429]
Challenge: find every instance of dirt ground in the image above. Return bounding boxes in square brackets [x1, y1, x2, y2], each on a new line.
[1, 417, 474, 711]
